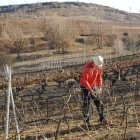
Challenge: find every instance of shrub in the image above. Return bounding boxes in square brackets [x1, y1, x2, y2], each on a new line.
[44, 16, 80, 53]
[122, 34, 140, 53]
[105, 34, 116, 47]
[0, 52, 14, 68]
[0, 22, 29, 59]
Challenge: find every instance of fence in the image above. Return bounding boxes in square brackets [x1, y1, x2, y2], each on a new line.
[1, 52, 139, 76]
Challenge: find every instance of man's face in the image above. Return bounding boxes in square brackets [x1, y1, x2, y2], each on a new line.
[92, 63, 100, 69]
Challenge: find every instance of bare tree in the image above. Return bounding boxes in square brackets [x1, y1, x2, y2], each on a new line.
[44, 16, 79, 54]
[30, 31, 41, 59]
[90, 20, 112, 49]
[0, 22, 29, 59]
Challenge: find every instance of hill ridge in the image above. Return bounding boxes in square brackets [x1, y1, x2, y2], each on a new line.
[0, 2, 140, 22]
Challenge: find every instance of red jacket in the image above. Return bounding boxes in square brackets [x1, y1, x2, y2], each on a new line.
[79, 62, 102, 92]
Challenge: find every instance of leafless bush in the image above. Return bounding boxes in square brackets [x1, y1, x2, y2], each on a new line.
[44, 16, 80, 53]
[105, 34, 116, 47]
[122, 34, 140, 53]
[0, 52, 15, 68]
[0, 22, 29, 59]
[50, 37, 73, 54]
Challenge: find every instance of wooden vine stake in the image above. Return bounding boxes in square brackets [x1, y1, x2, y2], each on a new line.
[5, 65, 20, 140]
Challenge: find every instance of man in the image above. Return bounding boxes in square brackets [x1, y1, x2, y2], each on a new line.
[79, 56, 105, 124]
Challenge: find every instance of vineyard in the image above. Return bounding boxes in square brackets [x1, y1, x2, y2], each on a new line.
[0, 53, 140, 140]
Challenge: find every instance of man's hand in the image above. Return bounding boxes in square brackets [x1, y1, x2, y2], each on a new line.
[91, 90, 97, 98]
[98, 87, 102, 95]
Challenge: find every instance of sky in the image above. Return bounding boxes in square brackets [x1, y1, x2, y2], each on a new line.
[0, 0, 140, 13]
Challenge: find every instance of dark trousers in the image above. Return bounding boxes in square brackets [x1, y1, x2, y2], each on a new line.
[81, 86, 104, 121]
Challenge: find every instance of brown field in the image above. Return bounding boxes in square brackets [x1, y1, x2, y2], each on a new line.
[0, 2, 140, 140]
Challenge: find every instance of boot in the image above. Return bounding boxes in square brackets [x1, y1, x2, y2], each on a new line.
[83, 115, 90, 123]
[83, 116, 91, 129]
[99, 114, 107, 125]
[99, 114, 105, 122]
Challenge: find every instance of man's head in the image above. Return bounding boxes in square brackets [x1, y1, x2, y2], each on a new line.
[93, 56, 104, 67]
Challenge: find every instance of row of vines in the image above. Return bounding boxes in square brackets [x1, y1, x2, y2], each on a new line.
[0, 54, 140, 139]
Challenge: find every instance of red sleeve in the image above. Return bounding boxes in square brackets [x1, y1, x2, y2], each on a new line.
[96, 69, 102, 87]
[82, 72, 92, 92]
[81, 68, 93, 92]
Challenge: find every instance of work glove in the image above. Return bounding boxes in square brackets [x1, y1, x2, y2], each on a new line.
[98, 87, 102, 95]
